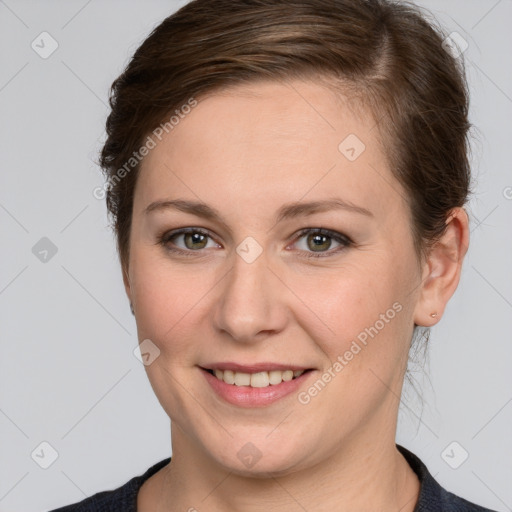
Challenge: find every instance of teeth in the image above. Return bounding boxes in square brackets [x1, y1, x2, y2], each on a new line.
[211, 369, 306, 387]
[268, 370, 283, 385]
[234, 372, 251, 386]
[223, 370, 235, 384]
[250, 372, 269, 388]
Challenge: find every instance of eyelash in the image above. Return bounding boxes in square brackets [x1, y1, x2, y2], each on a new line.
[157, 227, 352, 259]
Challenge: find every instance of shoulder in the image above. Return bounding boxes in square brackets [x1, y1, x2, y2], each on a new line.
[397, 445, 498, 512]
[48, 457, 171, 512]
[436, 487, 499, 512]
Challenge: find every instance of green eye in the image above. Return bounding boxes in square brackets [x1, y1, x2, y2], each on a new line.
[293, 228, 352, 258]
[160, 227, 219, 255]
[158, 226, 352, 259]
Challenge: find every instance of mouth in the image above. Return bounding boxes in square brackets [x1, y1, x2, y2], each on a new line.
[200, 367, 314, 388]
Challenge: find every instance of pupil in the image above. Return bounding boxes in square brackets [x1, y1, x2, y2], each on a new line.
[187, 232, 206, 249]
[309, 234, 330, 251]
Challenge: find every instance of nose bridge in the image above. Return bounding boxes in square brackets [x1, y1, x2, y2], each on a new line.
[213, 243, 284, 342]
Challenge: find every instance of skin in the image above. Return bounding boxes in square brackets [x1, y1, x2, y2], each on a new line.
[123, 79, 469, 511]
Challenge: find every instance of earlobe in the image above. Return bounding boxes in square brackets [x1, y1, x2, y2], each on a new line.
[413, 207, 469, 327]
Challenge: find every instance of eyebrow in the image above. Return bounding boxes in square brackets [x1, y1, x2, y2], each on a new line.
[144, 198, 373, 225]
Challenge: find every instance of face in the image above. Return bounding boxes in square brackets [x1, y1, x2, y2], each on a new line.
[125, 79, 424, 475]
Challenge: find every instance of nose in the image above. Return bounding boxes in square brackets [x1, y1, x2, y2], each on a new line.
[212, 247, 288, 344]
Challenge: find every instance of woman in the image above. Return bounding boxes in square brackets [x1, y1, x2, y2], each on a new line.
[51, 0, 498, 510]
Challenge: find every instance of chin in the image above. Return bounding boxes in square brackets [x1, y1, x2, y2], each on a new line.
[203, 435, 309, 478]
[224, 454, 303, 478]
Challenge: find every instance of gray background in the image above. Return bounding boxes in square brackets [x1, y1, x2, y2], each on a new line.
[0, 1, 511, 511]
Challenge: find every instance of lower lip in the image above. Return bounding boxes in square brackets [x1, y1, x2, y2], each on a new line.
[201, 368, 313, 407]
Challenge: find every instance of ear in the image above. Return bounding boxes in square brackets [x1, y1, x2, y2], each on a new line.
[413, 207, 469, 327]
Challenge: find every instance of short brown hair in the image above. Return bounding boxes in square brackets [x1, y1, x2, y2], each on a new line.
[99, 0, 471, 278]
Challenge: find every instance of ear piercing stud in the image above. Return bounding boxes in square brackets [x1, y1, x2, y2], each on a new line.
[130, 302, 135, 315]
[430, 312, 438, 318]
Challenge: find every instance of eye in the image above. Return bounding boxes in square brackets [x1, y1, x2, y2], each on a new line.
[158, 226, 352, 259]
[291, 228, 352, 258]
[159, 227, 220, 255]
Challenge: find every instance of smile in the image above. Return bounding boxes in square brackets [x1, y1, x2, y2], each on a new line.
[207, 368, 306, 388]
[200, 366, 314, 407]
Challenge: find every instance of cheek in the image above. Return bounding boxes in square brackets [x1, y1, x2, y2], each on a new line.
[294, 263, 412, 418]
[297, 257, 409, 356]
[129, 250, 215, 360]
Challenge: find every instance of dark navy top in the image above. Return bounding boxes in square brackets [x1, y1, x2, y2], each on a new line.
[49, 445, 498, 511]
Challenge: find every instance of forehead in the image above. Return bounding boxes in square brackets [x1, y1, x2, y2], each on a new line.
[134, 79, 403, 221]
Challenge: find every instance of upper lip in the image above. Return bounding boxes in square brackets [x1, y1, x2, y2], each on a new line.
[201, 362, 312, 373]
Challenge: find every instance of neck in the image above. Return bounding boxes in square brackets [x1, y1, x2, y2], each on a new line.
[154, 426, 420, 512]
